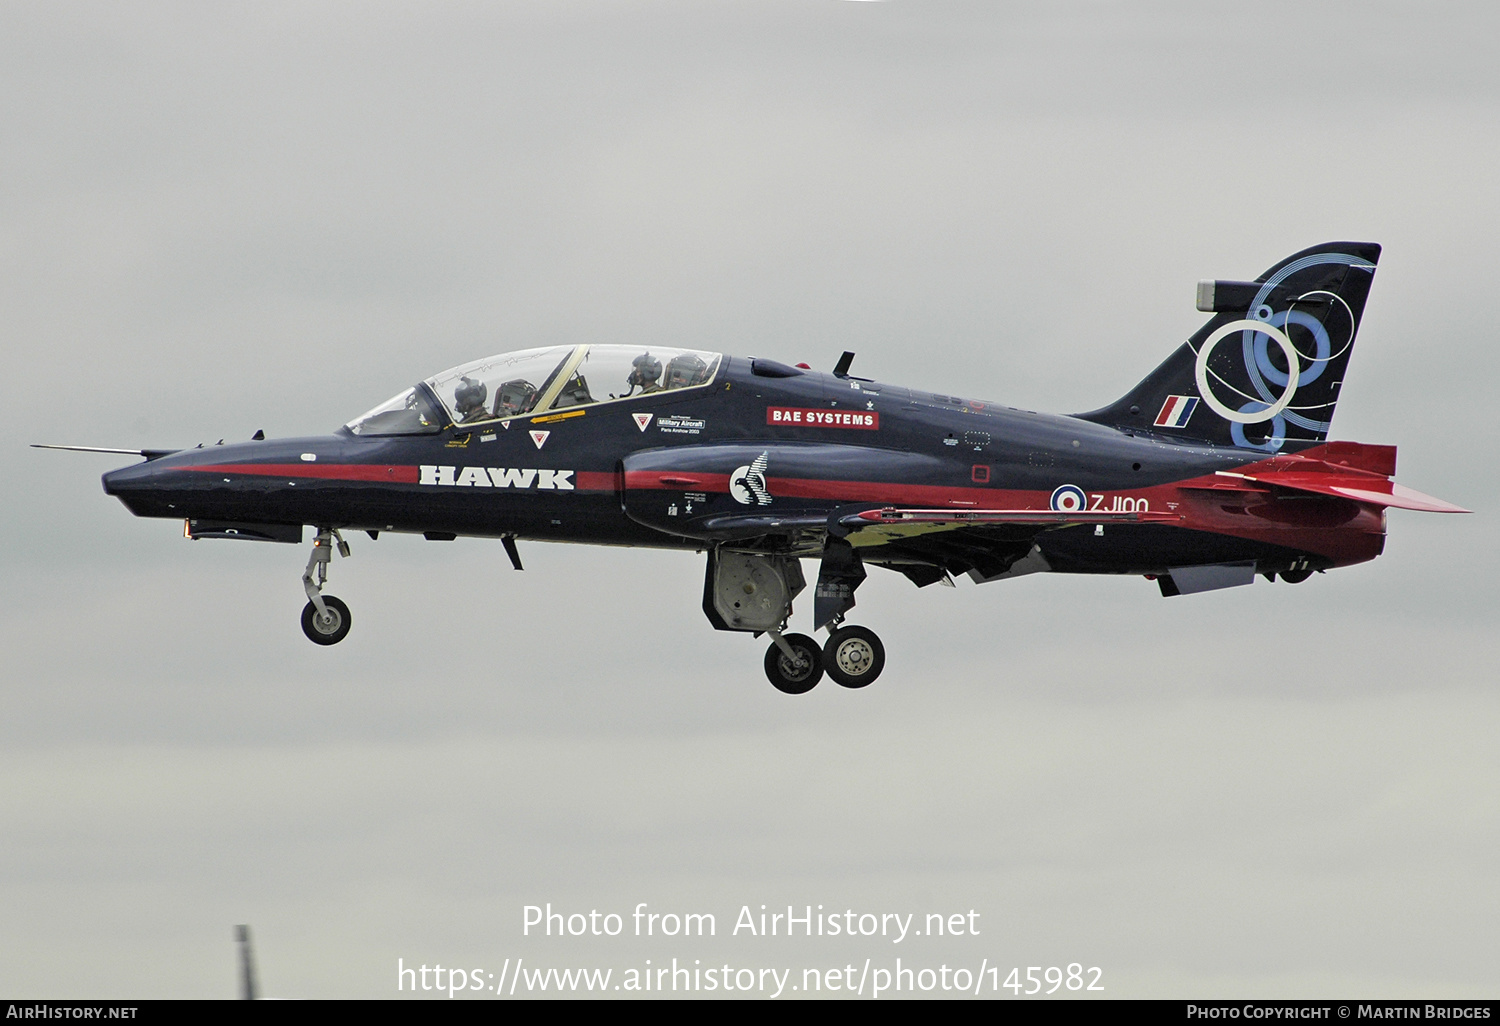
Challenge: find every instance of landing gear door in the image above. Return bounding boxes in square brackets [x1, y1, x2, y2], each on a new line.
[702, 548, 805, 633]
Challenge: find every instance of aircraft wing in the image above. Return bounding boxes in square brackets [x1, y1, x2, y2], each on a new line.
[686, 506, 1181, 587]
[839, 507, 1180, 527]
[827, 505, 1176, 545]
[690, 505, 1176, 544]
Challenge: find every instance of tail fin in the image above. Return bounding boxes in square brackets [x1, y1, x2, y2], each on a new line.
[1076, 242, 1381, 452]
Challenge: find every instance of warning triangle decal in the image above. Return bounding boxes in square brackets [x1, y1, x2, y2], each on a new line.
[633, 413, 654, 432]
[530, 430, 549, 449]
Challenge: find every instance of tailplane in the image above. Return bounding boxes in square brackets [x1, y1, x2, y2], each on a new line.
[1076, 242, 1381, 453]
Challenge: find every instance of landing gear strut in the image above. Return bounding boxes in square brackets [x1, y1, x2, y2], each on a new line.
[300, 528, 352, 645]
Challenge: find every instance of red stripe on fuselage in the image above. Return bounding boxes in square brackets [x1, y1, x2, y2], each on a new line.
[574, 471, 615, 491]
[624, 471, 733, 492]
[182, 462, 420, 483]
[181, 463, 421, 482]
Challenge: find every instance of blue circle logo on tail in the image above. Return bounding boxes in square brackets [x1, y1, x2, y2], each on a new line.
[1050, 484, 1087, 512]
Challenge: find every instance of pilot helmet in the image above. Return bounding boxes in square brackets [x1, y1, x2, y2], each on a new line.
[628, 352, 663, 389]
[664, 354, 707, 389]
[454, 376, 488, 415]
[496, 379, 538, 416]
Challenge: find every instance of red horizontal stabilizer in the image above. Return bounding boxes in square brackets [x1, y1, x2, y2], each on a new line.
[1223, 471, 1469, 513]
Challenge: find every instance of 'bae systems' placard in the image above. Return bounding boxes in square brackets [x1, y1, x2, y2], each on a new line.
[767, 406, 880, 429]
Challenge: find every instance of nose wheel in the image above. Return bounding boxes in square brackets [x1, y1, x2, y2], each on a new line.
[301, 594, 351, 645]
[300, 527, 353, 645]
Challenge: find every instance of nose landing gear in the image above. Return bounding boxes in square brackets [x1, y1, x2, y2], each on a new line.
[301, 594, 351, 645]
[300, 528, 352, 645]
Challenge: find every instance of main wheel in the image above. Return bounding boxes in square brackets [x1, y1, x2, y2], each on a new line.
[763, 633, 823, 694]
[823, 625, 885, 688]
[1280, 568, 1313, 584]
[301, 595, 352, 645]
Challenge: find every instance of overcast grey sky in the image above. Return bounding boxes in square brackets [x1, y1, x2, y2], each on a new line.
[2, 1, 1496, 999]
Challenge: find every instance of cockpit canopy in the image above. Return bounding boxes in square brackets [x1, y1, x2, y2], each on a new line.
[345, 344, 723, 436]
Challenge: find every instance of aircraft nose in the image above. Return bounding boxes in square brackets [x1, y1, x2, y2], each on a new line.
[97, 437, 338, 522]
[101, 445, 217, 497]
[101, 458, 181, 518]
[103, 462, 136, 495]
[101, 459, 154, 496]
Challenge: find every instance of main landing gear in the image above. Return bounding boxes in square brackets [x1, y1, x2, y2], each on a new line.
[301, 528, 352, 645]
[822, 624, 885, 688]
[703, 547, 888, 694]
[760, 624, 887, 694]
[763, 631, 823, 694]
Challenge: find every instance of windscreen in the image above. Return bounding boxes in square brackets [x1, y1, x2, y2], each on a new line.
[344, 386, 445, 436]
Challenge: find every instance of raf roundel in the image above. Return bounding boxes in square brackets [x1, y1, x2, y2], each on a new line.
[1050, 484, 1088, 513]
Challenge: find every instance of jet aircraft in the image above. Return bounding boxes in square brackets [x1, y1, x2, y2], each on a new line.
[40, 242, 1466, 693]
